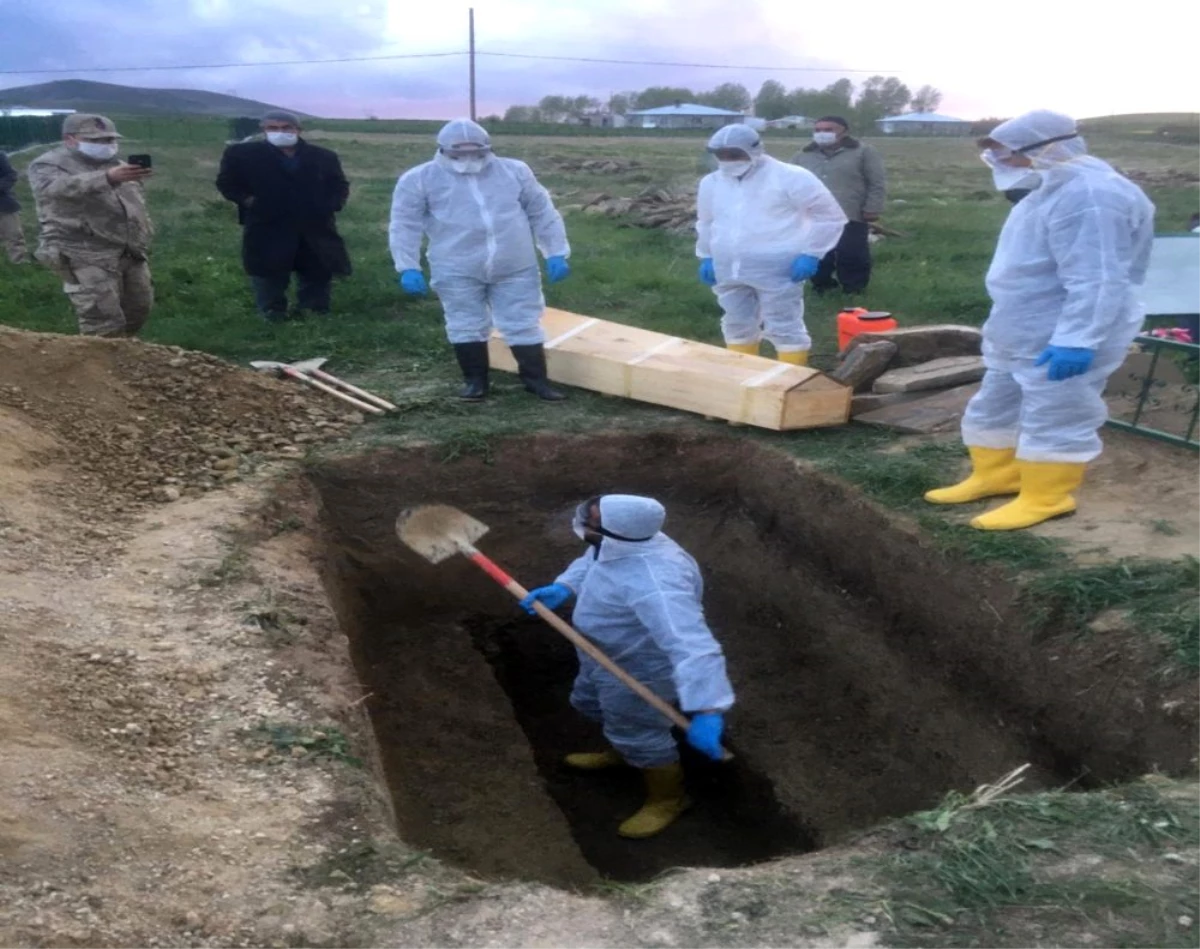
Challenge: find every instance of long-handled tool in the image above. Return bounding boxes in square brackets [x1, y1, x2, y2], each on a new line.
[395, 504, 732, 761]
[291, 357, 398, 412]
[249, 360, 384, 414]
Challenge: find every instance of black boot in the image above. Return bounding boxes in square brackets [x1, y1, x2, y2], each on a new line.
[510, 344, 566, 402]
[452, 342, 490, 401]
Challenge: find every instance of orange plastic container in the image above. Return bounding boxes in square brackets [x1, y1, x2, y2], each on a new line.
[837, 308, 898, 352]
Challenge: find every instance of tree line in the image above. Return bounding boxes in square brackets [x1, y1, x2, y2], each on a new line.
[502, 79, 944, 127]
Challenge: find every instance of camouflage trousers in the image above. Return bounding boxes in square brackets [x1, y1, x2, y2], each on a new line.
[0, 212, 29, 264]
[39, 249, 154, 337]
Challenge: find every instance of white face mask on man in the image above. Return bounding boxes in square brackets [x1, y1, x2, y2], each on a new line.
[981, 150, 1038, 192]
[266, 131, 299, 148]
[448, 158, 487, 175]
[76, 142, 119, 162]
[812, 131, 839, 146]
[718, 159, 752, 179]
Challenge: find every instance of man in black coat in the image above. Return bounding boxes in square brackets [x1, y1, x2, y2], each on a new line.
[0, 151, 30, 264]
[216, 111, 350, 322]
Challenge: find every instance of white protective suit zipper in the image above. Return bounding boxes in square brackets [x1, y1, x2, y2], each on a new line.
[730, 180, 745, 282]
[466, 175, 497, 279]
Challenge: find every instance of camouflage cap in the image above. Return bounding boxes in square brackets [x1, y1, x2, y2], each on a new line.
[63, 114, 123, 140]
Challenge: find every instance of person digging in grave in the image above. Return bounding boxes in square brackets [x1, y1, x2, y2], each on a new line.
[520, 494, 734, 840]
[389, 119, 572, 403]
[216, 111, 352, 323]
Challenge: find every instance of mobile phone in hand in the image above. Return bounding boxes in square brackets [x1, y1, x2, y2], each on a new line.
[127, 154, 152, 169]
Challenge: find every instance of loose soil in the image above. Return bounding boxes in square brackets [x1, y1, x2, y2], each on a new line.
[0, 329, 1196, 947]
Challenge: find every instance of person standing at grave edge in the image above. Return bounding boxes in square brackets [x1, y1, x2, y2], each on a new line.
[216, 111, 351, 323]
[791, 115, 887, 296]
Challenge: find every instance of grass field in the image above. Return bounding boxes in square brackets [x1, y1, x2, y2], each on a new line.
[3, 123, 1198, 663]
[1, 119, 1198, 947]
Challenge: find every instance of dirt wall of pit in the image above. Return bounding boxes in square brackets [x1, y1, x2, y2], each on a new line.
[307, 432, 1196, 884]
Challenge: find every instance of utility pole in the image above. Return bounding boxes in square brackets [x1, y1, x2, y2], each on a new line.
[468, 7, 477, 121]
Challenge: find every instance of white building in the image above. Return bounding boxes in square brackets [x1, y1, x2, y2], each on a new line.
[0, 107, 76, 117]
[625, 103, 745, 130]
[876, 112, 971, 137]
[767, 115, 812, 129]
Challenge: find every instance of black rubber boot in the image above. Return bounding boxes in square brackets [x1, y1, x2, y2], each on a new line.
[510, 344, 566, 402]
[452, 342, 490, 401]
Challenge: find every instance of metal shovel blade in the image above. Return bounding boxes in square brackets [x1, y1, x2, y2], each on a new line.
[396, 504, 490, 564]
[249, 360, 287, 371]
[291, 357, 329, 373]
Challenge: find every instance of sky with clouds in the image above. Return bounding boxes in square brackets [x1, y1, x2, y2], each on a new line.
[1, 0, 1195, 122]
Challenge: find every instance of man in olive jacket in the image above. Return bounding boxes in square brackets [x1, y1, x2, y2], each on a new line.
[0, 151, 30, 264]
[216, 111, 350, 322]
[792, 115, 887, 295]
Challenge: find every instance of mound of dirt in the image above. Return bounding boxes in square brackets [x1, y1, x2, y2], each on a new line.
[0, 329, 360, 518]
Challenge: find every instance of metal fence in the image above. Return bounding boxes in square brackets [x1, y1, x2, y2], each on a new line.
[1106, 332, 1200, 450]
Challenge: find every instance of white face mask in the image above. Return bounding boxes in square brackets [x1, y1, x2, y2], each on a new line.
[718, 160, 752, 179]
[981, 150, 1037, 192]
[77, 142, 118, 162]
[266, 131, 299, 148]
[813, 131, 839, 146]
[449, 158, 487, 175]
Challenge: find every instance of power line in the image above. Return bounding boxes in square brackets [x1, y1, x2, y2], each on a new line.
[1, 49, 896, 77]
[479, 52, 893, 73]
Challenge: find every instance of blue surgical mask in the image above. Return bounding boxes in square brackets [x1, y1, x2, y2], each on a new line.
[813, 131, 838, 146]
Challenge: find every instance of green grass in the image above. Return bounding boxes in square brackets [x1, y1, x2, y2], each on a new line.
[865, 777, 1200, 948]
[1023, 557, 1200, 670]
[2, 124, 1196, 666]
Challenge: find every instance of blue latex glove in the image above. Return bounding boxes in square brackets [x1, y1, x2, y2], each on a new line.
[698, 257, 716, 286]
[519, 583, 572, 616]
[686, 712, 725, 761]
[545, 255, 571, 284]
[398, 269, 428, 296]
[1035, 345, 1095, 381]
[789, 254, 821, 283]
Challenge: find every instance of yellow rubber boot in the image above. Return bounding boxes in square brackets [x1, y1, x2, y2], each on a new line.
[971, 461, 1085, 531]
[924, 446, 1020, 505]
[777, 350, 809, 366]
[727, 342, 761, 356]
[563, 749, 625, 770]
[617, 763, 692, 839]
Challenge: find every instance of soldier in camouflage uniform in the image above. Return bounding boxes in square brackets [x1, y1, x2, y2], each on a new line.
[27, 114, 155, 337]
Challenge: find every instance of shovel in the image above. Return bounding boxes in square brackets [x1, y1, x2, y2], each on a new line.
[249, 360, 384, 414]
[291, 357, 398, 412]
[395, 504, 732, 760]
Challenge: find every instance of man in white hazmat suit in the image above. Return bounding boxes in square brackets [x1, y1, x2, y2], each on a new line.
[389, 119, 572, 402]
[696, 124, 847, 365]
[926, 110, 1155, 530]
[520, 495, 734, 840]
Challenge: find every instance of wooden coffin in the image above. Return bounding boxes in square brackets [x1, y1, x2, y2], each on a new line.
[489, 309, 851, 431]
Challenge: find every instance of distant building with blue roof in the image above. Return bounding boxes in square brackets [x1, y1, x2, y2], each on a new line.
[876, 112, 971, 137]
[625, 102, 746, 130]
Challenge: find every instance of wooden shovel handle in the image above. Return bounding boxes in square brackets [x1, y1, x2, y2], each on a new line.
[282, 367, 384, 415]
[307, 368, 398, 412]
[463, 547, 691, 733]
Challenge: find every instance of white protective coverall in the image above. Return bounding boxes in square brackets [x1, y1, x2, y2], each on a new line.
[555, 495, 735, 768]
[388, 119, 570, 346]
[696, 124, 847, 353]
[966, 110, 1156, 462]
